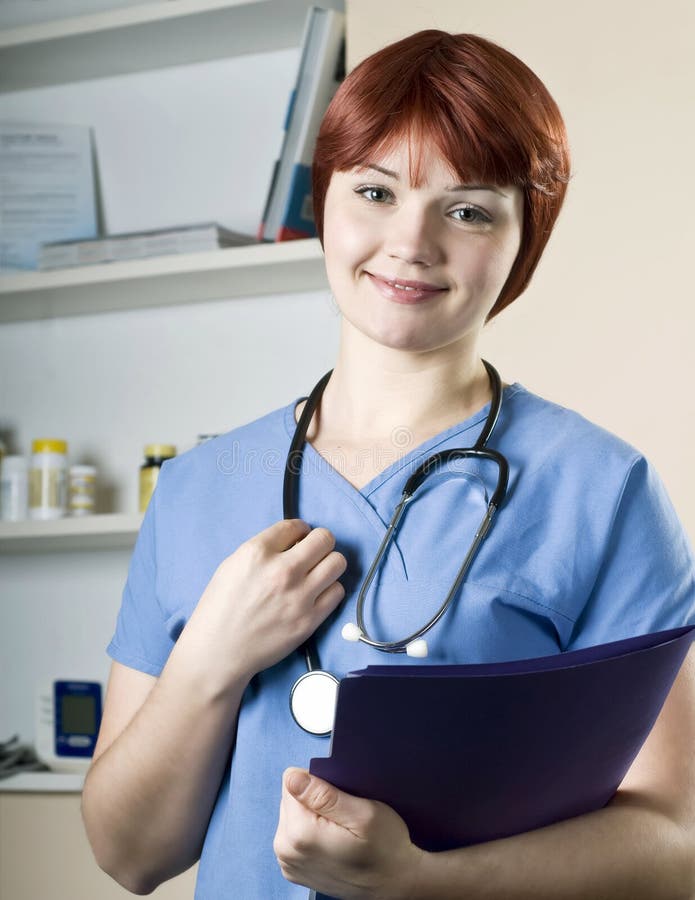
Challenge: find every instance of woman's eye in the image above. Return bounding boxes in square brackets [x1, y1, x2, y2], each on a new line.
[451, 205, 491, 225]
[354, 185, 393, 203]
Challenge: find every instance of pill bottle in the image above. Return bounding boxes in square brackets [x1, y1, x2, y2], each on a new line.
[29, 439, 68, 520]
[69, 464, 97, 516]
[139, 444, 176, 513]
[1, 455, 29, 521]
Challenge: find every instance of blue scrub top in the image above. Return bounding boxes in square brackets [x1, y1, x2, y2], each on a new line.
[108, 383, 695, 899]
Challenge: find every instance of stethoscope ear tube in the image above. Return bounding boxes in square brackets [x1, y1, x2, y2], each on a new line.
[283, 369, 333, 523]
[403, 447, 508, 502]
[284, 370, 334, 676]
[476, 360, 502, 448]
[354, 453, 507, 654]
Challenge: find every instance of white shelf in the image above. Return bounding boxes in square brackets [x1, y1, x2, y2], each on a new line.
[0, 0, 343, 92]
[0, 513, 143, 553]
[0, 239, 328, 322]
[0, 772, 84, 793]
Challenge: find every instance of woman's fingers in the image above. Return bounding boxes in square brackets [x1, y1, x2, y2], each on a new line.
[285, 526, 348, 608]
[312, 579, 346, 621]
[284, 524, 338, 571]
[198, 519, 348, 677]
[304, 549, 348, 602]
[258, 521, 343, 581]
[261, 518, 312, 553]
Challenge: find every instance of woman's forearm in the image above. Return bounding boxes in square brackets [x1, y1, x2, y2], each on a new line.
[412, 796, 694, 899]
[81, 631, 250, 894]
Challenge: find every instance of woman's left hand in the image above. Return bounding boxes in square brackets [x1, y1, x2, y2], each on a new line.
[274, 768, 426, 899]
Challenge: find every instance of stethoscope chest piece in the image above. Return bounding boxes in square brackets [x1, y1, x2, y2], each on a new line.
[289, 670, 339, 736]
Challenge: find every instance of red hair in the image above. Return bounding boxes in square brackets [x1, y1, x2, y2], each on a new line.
[312, 31, 571, 319]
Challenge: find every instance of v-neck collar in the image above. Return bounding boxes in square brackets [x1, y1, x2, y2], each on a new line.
[282, 383, 521, 500]
[281, 384, 521, 581]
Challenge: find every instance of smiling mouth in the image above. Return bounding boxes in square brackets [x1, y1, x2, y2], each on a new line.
[365, 271, 448, 304]
[369, 272, 447, 291]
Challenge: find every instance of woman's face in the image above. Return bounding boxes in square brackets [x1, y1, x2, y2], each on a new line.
[322, 141, 524, 355]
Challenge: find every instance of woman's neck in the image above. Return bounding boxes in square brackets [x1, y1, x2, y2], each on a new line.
[297, 326, 495, 447]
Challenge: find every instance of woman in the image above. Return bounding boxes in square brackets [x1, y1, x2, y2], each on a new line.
[82, 31, 695, 898]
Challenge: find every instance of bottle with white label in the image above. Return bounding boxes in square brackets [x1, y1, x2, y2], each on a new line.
[29, 438, 68, 520]
[69, 464, 97, 516]
[0, 455, 29, 521]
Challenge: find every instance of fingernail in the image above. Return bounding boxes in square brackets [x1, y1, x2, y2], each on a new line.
[287, 770, 311, 796]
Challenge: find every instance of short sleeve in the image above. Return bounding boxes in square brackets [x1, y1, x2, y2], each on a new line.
[566, 456, 695, 650]
[106, 475, 175, 676]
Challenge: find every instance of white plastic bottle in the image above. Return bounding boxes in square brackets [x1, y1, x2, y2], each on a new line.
[1, 455, 29, 521]
[29, 439, 68, 520]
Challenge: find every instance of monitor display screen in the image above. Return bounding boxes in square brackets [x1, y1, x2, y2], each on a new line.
[61, 694, 96, 734]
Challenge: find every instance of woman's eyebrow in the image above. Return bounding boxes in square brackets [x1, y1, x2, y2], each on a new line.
[358, 164, 508, 198]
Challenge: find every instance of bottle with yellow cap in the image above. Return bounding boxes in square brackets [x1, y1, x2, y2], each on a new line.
[139, 444, 176, 513]
[29, 438, 68, 520]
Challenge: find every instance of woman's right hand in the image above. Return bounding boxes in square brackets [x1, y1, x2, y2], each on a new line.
[182, 519, 348, 683]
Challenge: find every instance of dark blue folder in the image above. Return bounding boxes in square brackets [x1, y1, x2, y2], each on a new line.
[308, 626, 694, 900]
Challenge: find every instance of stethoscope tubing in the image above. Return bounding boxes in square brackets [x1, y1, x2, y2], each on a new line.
[284, 360, 507, 668]
[284, 360, 507, 735]
[283, 369, 333, 674]
[354, 449, 508, 652]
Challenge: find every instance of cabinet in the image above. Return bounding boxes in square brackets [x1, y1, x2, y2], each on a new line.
[0, 789, 198, 899]
[0, 1, 341, 894]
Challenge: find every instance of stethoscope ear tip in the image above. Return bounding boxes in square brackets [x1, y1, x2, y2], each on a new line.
[341, 622, 363, 642]
[406, 639, 428, 658]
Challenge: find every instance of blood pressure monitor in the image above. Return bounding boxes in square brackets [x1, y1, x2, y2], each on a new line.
[36, 680, 102, 773]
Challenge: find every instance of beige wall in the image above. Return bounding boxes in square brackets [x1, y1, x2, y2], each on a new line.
[346, 0, 695, 539]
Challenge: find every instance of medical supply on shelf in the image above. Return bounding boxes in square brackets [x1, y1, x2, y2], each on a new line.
[0, 455, 29, 521]
[139, 444, 176, 513]
[29, 439, 68, 520]
[35, 680, 102, 773]
[68, 464, 97, 516]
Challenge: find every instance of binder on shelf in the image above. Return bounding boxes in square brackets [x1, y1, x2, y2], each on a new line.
[39, 222, 258, 270]
[310, 625, 695, 861]
[258, 6, 345, 243]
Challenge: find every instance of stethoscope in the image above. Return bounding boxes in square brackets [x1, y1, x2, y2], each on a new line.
[285, 360, 509, 736]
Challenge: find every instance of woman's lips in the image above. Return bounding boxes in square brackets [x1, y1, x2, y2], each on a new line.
[365, 272, 448, 304]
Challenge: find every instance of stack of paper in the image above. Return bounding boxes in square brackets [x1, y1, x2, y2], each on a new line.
[39, 222, 258, 269]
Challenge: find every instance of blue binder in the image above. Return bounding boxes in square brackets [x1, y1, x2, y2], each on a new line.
[308, 625, 694, 900]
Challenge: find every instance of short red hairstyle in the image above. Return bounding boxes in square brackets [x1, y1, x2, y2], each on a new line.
[312, 30, 571, 319]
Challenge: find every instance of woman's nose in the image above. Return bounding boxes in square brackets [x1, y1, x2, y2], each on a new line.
[384, 204, 443, 267]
